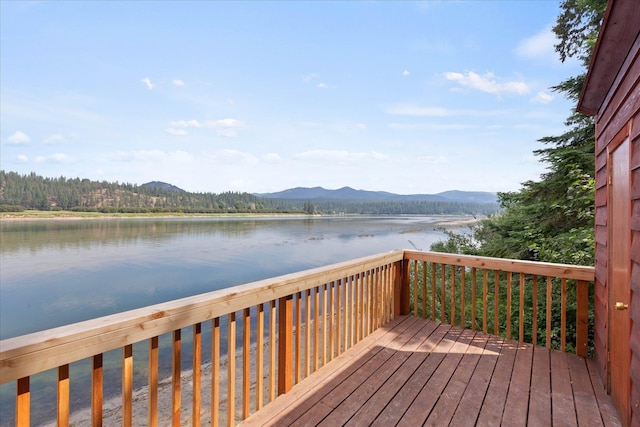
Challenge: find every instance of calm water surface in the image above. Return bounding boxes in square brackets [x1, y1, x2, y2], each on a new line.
[0, 215, 469, 424]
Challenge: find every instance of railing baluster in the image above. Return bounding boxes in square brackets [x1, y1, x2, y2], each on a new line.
[460, 266, 466, 328]
[561, 278, 567, 352]
[243, 308, 251, 419]
[149, 336, 159, 427]
[450, 265, 456, 326]
[277, 296, 292, 395]
[172, 330, 181, 427]
[16, 376, 29, 427]
[256, 304, 264, 410]
[269, 301, 276, 403]
[58, 364, 70, 427]
[92, 354, 103, 427]
[471, 267, 477, 331]
[123, 344, 133, 427]
[313, 286, 320, 372]
[431, 263, 436, 320]
[228, 312, 237, 426]
[295, 294, 302, 385]
[329, 281, 335, 360]
[519, 273, 525, 342]
[506, 271, 512, 339]
[482, 270, 488, 334]
[193, 323, 201, 427]
[212, 318, 220, 427]
[546, 276, 552, 348]
[532, 276, 538, 347]
[422, 261, 427, 319]
[412, 260, 418, 316]
[322, 283, 328, 365]
[305, 289, 311, 377]
[441, 263, 446, 322]
[494, 270, 500, 335]
[355, 274, 361, 342]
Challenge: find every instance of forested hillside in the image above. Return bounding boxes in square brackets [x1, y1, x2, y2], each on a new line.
[0, 171, 498, 215]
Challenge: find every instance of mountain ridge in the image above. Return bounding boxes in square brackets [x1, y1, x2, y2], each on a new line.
[257, 186, 497, 204]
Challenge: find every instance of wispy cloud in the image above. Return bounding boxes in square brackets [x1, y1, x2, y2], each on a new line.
[170, 119, 201, 128]
[168, 118, 245, 137]
[515, 26, 557, 62]
[44, 134, 66, 144]
[115, 149, 193, 162]
[531, 91, 553, 104]
[16, 155, 29, 163]
[6, 130, 31, 144]
[172, 79, 185, 86]
[385, 104, 511, 117]
[317, 82, 329, 89]
[295, 150, 387, 162]
[166, 128, 188, 136]
[443, 71, 530, 96]
[402, 70, 410, 76]
[141, 77, 155, 90]
[35, 153, 72, 163]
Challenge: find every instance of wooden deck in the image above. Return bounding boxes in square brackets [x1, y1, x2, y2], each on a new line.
[241, 316, 621, 427]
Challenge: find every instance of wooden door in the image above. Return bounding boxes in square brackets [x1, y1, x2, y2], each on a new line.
[608, 137, 631, 426]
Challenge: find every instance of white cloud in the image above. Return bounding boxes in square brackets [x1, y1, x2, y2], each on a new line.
[317, 82, 329, 89]
[141, 77, 155, 90]
[263, 153, 282, 162]
[206, 149, 258, 164]
[295, 150, 387, 162]
[388, 123, 476, 131]
[402, 70, 410, 76]
[386, 104, 511, 117]
[205, 118, 246, 137]
[7, 130, 31, 144]
[444, 71, 530, 96]
[35, 153, 72, 163]
[115, 149, 193, 162]
[531, 91, 553, 104]
[303, 73, 320, 82]
[44, 134, 65, 144]
[516, 27, 557, 62]
[16, 155, 29, 163]
[166, 128, 188, 136]
[172, 79, 185, 86]
[170, 119, 201, 128]
[417, 155, 447, 164]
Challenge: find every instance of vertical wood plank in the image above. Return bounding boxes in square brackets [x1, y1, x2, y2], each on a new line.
[506, 271, 512, 339]
[322, 283, 328, 365]
[149, 336, 159, 427]
[193, 323, 202, 427]
[269, 301, 276, 403]
[532, 276, 538, 347]
[16, 377, 29, 427]
[460, 265, 466, 328]
[123, 344, 133, 427]
[441, 263, 446, 322]
[211, 318, 220, 427]
[561, 278, 567, 352]
[494, 270, 500, 335]
[576, 280, 589, 357]
[546, 276, 552, 348]
[305, 289, 311, 377]
[431, 262, 436, 320]
[277, 295, 293, 395]
[413, 260, 418, 316]
[295, 293, 301, 385]
[256, 304, 264, 411]
[355, 274, 361, 342]
[329, 281, 335, 360]
[450, 264, 456, 326]
[58, 364, 70, 427]
[92, 354, 103, 427]
[172, 330, 181, 427]
[471, 267, 477, 331]
[519, 273, 525, 342]
[243, 308, 251, 419]
[336, 279, 342, 355]
[313, 286, 320, 371]
[483, 270, 489, 334]
[228, 312, 236, 427]
[422, 261, 427, 319]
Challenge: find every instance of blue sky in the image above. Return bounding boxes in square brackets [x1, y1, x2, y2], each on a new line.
[1, 1, 583, 195]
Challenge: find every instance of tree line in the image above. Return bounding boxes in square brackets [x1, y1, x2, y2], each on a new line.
[0, 171, 497, 216]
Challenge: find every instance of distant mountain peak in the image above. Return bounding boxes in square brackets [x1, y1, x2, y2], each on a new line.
[141, 181, 185, 192]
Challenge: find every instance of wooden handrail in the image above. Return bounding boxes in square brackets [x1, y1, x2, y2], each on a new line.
[0, 250, 595, 426]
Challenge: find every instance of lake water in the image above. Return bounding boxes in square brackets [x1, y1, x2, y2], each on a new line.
[0, 215, 469, 424]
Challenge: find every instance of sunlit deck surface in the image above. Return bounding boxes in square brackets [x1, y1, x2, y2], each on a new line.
[241, 316, 621, 427]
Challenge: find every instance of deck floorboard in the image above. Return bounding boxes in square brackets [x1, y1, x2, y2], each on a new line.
[240, 316, 622, 427]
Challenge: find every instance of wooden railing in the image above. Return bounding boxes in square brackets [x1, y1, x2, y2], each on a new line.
[402, 251, 595, 356]
[0, 250, 595, 426]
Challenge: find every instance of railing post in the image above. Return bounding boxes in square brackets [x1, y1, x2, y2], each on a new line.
[394, 258, 410, 316]
[278, 295, 293, 395]
[576, 280, 589, 357]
